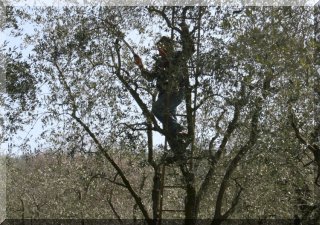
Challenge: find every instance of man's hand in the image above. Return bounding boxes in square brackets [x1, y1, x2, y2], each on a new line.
[158, 47, 167, 57]
[134, 54, 143, 68]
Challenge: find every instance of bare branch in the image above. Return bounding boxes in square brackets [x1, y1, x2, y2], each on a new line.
[289, 110, 320, 187]
[112, 42, 163, 135]
[52, 51, 151, 221]
[209, 109, 227, 155]
[71, 113, 151, 222]
[221, 183, 244, 220]
[88, 173, 126, 188]
[196, 85, 246, 214]
[107, 189, 123, 223]
[194, 94, 222, 112]
[147, 6, 182, 34]
[289, 112, 319, 153]
[213, 97, 262, 220]
[53, 59, 77, 115]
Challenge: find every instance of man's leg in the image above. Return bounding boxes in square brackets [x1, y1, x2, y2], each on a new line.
[167, 91, 184, 134]
[152, 91, 184, 135]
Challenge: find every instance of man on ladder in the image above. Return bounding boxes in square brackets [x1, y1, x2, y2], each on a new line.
[134, 22, 195, 141]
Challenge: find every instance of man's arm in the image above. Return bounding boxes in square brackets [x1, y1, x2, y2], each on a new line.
[179, 22, 195, 59]
[134, 54, 156, 81]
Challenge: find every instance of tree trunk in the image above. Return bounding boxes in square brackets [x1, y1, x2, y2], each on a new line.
[165, 137, 198, 225]
[184, 173, 197, 225]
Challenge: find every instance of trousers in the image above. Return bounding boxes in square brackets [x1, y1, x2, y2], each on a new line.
[152, 90, 184, 135]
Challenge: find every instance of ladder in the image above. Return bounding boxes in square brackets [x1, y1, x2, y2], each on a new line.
[158, 163, 187, 221]
[156, 6, 205, 224]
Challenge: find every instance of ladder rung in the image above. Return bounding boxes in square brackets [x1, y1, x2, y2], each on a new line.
[176, 114, 187, 117]
[174, 16, 201, 20]
[162, 209, 185, 212]
[163, 185, 186, 188]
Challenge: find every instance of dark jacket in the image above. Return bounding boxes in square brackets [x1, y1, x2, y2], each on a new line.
[140, 51, 188, 94]
[140, 31, 195, 94]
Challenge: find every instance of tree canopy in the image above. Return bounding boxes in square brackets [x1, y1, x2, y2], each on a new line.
[1, 5, 319, 225]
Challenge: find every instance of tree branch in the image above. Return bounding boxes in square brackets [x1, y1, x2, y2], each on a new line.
[71, 113, 151, 222]
[289, 110, 320, 187]
[107, 189, 123, 223]
[209, 108, 226, 155]
[53, 56, 152, 222]
[88, 172, 126, 189]
[212, 69, 274, 223]
[289, 112, 319, 154]
[194, 94, 222, 112]
[147, 6, 181, 34]
[213, 97, 262, 221]
[196, 84, 246, 215]
[221, 182, 244, 220]
[112, 42, 163, 135]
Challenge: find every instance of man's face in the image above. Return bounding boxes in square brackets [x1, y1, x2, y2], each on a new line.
[157, 42, 169, 57]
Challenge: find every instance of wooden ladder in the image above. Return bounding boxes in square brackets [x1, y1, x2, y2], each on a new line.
[158, 162, 187, 223]
[155, 6, 205, 225]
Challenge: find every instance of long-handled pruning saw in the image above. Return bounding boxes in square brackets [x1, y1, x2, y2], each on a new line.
[116, 36, 140, 60]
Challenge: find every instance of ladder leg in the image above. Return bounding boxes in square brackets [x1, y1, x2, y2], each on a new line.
[158, 164, 166, 225]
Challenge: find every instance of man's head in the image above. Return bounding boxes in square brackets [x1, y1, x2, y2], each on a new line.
[156, 36, 175, 56]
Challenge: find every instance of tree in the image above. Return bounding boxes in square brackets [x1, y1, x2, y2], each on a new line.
[2, 5, 316, 225]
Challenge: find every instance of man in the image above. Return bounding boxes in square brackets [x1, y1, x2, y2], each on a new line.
[134, 23, 195, 138]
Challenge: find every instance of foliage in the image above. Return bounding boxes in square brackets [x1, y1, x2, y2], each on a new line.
[1, 5, 318, 224]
